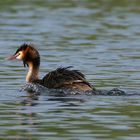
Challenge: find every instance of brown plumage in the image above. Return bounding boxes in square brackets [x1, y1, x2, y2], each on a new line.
[7, 43, 94, 91]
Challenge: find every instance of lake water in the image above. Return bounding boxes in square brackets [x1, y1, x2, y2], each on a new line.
[0, 0, 140, 139]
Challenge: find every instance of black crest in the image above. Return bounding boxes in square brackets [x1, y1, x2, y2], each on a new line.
[15, 43, 29, 55]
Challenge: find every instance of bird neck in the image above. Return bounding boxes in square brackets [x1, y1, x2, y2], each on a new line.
[26, 61, 40, 83]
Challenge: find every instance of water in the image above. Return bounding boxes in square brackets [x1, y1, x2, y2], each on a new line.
[0, 0, 140, 139]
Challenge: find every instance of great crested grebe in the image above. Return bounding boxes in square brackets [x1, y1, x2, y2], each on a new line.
[7, 43, 94, 91]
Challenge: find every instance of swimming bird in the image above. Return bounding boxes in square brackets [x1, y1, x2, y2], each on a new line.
[7, 44, 94, 91]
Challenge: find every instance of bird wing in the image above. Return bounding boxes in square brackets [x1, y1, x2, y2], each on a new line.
[42, 67, 92, 89]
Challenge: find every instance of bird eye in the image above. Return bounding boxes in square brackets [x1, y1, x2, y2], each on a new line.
[18, 51, 23, 56]
[15, 51, 23, 60]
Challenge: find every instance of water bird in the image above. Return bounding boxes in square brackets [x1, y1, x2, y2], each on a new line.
[7, 44, 94, 92]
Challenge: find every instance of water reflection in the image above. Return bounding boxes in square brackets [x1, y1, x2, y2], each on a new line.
[1, 93, 140, 139]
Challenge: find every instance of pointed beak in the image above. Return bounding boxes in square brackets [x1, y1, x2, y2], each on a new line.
[5, 53, 19, 60]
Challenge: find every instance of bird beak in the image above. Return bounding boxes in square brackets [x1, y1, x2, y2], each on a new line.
[5, 53, 19, 60]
